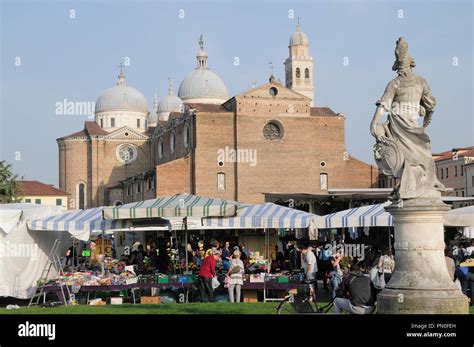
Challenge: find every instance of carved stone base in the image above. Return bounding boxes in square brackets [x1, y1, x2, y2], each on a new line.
[377, 199, 469, 314]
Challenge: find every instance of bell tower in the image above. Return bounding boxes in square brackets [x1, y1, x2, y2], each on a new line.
[284, 22, 314, 106]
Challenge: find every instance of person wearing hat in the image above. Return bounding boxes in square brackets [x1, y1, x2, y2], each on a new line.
[198, 248, 220, 302]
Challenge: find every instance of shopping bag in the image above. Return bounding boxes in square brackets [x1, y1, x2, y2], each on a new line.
[212, 277, 220, 289]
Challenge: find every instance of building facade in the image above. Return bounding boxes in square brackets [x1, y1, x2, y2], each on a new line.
[58, 24, 378, 208]
[433, 147, 474, 197]
[19, 180, 69, 210]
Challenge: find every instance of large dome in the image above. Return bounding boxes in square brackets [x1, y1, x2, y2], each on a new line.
[178, 39, 229, 105]
[178, 69, 229, 103]
[289, 24, 308, 46]
[95, 74, 148, 114]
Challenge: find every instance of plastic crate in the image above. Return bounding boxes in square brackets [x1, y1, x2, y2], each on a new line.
[157, 275, 169, 284]
[277, 276, 289, 283]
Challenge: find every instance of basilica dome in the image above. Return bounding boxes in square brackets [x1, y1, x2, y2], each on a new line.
[178, 38, 229, 105]
[95, 73, 148, 114]
[158, 79, 184, 113]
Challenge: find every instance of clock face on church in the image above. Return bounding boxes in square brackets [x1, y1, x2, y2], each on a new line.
[116, 144, 137, 164]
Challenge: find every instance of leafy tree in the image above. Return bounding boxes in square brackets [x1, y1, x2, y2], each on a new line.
[0, 161, 23, 203]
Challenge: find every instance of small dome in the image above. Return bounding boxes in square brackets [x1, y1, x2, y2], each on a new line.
[289, 24, 308, 46]
[158, 94, 183, 113]
[158, 78, 184, 113]
[178, 69, 229, 104]
[95, 73, 148, 114]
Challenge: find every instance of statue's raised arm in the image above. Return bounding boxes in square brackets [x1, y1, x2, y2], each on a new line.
[371, 37, 444, 202]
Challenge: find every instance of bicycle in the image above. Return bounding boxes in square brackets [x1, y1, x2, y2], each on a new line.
[276, 279, 334, 314]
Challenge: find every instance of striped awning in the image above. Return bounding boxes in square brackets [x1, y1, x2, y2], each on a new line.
[316, 202, 393, 229]
[203, 202, 319, 229]
[28, 207, 131, 241]
[102, 194, 238, 220]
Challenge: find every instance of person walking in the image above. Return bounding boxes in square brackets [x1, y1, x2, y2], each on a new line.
[300, 243, 318, 298]
[198, 249, 220, 302]
[377, 247, 395, 283]
[227, 250, 244, 303]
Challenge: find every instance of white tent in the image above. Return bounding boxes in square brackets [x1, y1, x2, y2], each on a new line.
[317, 202, 474, 229]
[0, 203, 67, 299]
[444, 205, 474, 227]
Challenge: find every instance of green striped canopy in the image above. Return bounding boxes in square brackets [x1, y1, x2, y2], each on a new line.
[102, 194, 237, 220]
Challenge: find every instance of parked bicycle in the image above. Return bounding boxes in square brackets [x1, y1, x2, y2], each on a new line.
[276, 278, 334, 314]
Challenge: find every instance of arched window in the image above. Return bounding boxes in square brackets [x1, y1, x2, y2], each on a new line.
[78, 183, 85, 209]
[305, 68, 310, 79]
[184, 124, 190, 149]
[170, 131, 176, 154]
[296, 68, 301, 78]
[158, 138, 164, 159]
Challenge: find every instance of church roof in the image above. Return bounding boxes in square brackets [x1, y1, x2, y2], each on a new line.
[185, 103, 228, 112]
[58, 121, 109, 140]
[310, 107, 338, 117]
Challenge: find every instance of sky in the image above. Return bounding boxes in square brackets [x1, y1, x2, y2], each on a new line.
[1, 0, 473, 186]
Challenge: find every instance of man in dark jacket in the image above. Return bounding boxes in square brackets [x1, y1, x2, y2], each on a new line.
[333, 262, 376, 314]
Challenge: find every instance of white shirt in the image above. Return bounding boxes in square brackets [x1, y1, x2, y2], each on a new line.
[302, 248, 317, 274]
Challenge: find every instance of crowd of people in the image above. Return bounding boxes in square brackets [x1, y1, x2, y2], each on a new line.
[63, 235, 473, 308]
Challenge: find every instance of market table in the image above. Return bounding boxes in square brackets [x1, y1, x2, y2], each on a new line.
[79, 283, 195, 304]
[41, 281, 298, 304]
[241, 281, 298, 302]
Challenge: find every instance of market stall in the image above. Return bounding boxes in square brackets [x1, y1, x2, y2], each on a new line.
[0, 203, 64, 299]
[203, 202, 320, 301]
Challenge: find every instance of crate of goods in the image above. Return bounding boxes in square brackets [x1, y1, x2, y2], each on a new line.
[140, 296, 161, 304]
[249, 273, 265, 283]
[243, 290, 258, 303]
[178, 275, 190, 284]
[277, 276, 289, 283]
[157, 275, 169, 284]
[110, 297, 123, 305]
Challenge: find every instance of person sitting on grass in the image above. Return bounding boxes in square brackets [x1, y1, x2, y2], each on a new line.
[333, 261, 376, 315]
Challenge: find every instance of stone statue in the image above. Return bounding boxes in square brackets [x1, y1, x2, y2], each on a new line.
[370, 37, 444, 201]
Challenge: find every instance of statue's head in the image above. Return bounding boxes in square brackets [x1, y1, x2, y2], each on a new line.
[392, 37, 416, 72]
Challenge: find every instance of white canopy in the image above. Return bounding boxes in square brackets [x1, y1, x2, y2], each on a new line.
[0, 203, 67, 299]
[444, 205, 474, 227]
[28, 207, 132, 241]
[317, 202, 474, 229]
[103, 193, 238, 219]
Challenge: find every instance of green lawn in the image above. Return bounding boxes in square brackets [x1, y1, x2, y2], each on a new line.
[0, 302, 472, 315]
[0, 302, 279, 315]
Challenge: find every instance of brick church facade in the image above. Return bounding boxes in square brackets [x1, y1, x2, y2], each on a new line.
[57, 24, 378, 209]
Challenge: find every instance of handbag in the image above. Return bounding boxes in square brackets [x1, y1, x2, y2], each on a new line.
[224, 275, 230, 288]
[371, 266, 385, 290]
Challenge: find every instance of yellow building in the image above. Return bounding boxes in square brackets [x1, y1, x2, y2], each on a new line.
[19, 180, 69, 210]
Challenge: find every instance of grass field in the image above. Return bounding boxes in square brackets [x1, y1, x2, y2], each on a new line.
[0, 302, 472, 315]
[0, 302, 279, 314]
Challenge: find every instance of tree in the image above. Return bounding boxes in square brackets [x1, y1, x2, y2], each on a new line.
[0, 161, 23, 203]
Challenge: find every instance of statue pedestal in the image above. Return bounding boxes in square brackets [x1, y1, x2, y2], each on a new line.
[377, 199, 469, 314]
